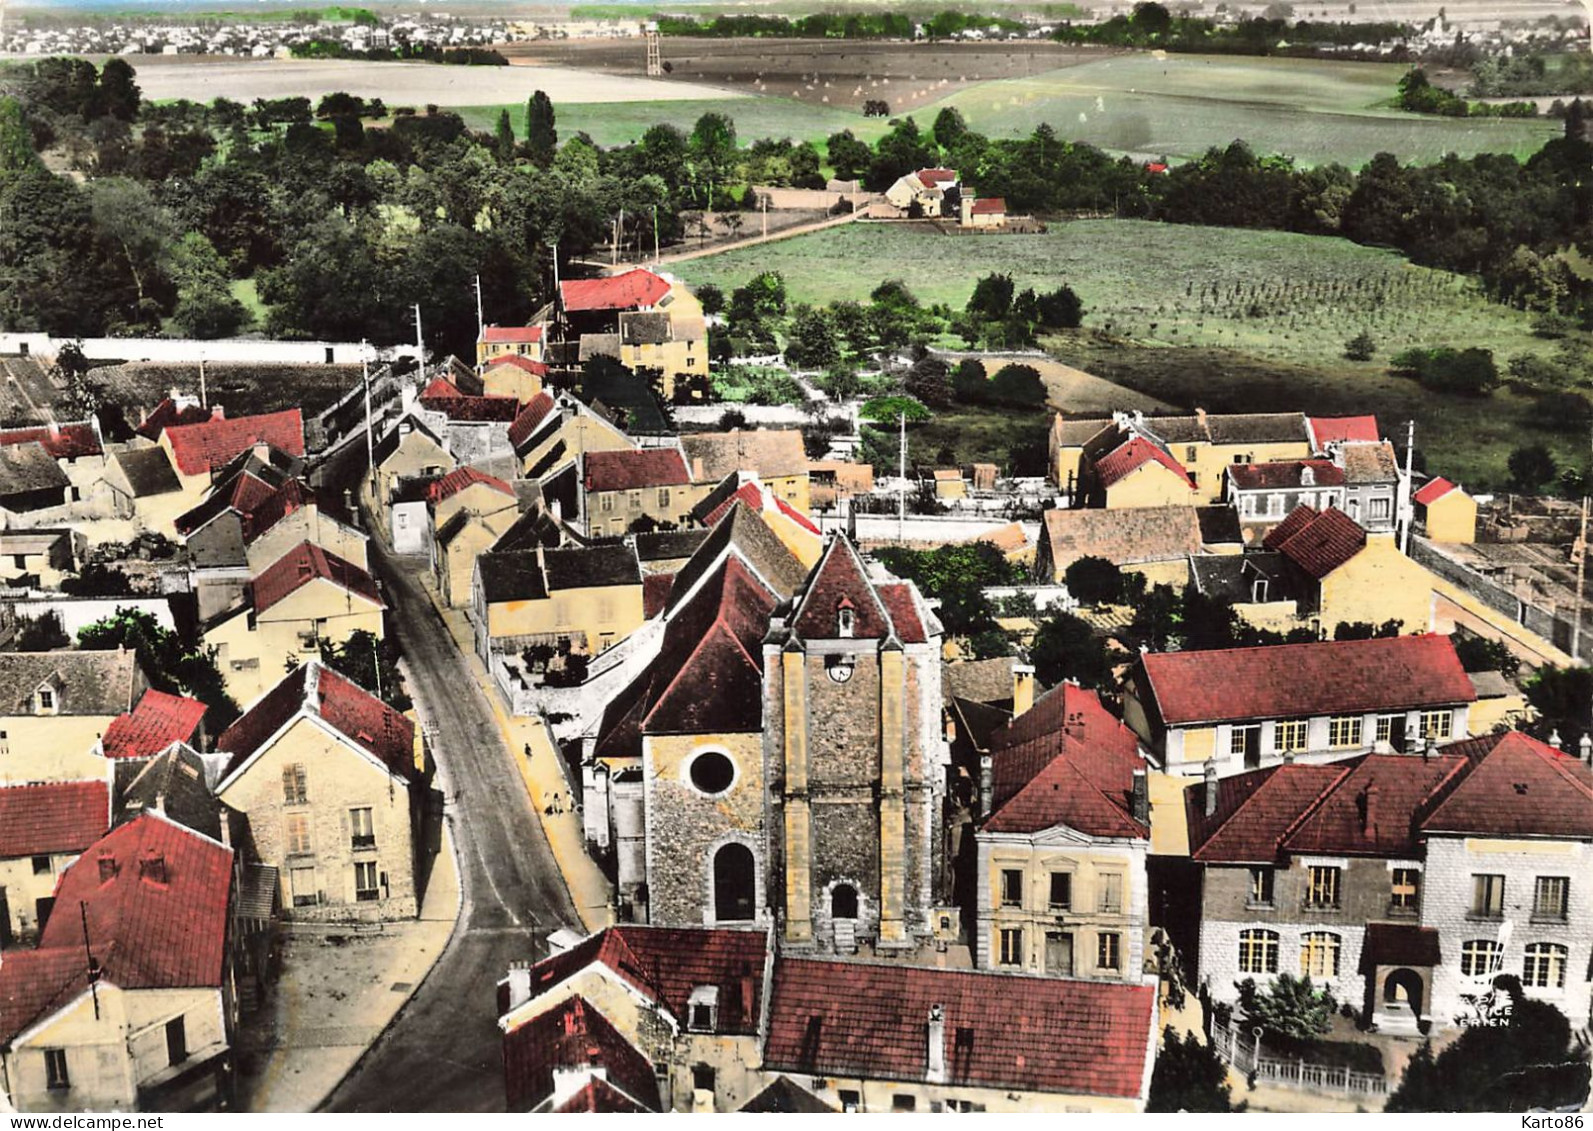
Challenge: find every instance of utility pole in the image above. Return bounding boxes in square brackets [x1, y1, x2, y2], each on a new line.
[651, 205, 659, 264]
[761, 193, 768, 238]
[412, 304, 424, 365]
[198, 353, 207, 410]
[1399, 419, 1415, 555]
[551, 240, 560, 295]
[473, 274, 484, 342]
[617, 207, 625, 265]
[897, 409, 907, 545]
[361, 339, 375, 495]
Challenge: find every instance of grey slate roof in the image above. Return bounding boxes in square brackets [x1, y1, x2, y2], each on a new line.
[0, 650, 144, 716]
[0, 443, 70, 498]
[114, 446, 182, 498]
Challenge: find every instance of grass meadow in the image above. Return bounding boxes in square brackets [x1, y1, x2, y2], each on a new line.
[674, 219, 1585, 488]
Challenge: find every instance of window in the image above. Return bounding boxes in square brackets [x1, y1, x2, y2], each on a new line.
[1523, 943, 1568, 989]
[892, 1095, 917, 1112]
[1000, 869, 1024, 908]
[298, 630, 319, 651]
[1097, 932, 1121, 971]
[1300, 932, 1341, 978]
[282, 763, 308, 805]
[1306, 866, 1341, 909]
[687, 986, 718, 1032]
[1472, 874, 1505, 918]
[1328, 716, 1363, 748]
[1369, 497, 1393, 521]
[998, 927, 1024, 967]
[688, 751, 735, 796]
[837, 604, 855, 638]
[1533, 876, 1569, 920]
[1238, 929, 1279, 974]
[1420, 710, 1453, 740]
[31, 855, 51, 875]
[44, 1048, 69, 1090]
[1251, 578, 1269, 603]
[290, 866, 318, 908]
[600, 494, 614, 513]
[1249, 867, 1275, 907]
[1266, 493, 1284, 518]
[839, 1090, 861, 1113]
[355, 861, 380, 901]
[350, 807, 375, 850]
[1048, 872, 1072, 910]
[657, 487, 670, 508]
[1391, 868, 1420, 912]
[285, 813, 312, 856]
[1375, 714, 1404, 746]
[1461, 939, 1503, 978]
[692, 1065, 716, 1094]
[165, 1017, 187, 1067]
[1098, 873, 1123, 913]
[628, 490, 641, 509]
[1276, 719, 1309, 752]
[37, 688, 53, 711]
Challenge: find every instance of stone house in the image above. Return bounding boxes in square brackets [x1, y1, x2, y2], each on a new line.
[0, 813, 236, 1112]
[365, 415, 454, 542]
[100, 446, 185, 535]
[688, 473, 823, 568]
[582, 448, 707, 538]
[426, 467, 519, 607]
[0, 529, 77, 589]
[214, 662, 423, 919]
[558, 269, 708, 403]
[1034, 504, 1239, 588]
[1080, 436, 1199, 510]
[158, 409, 305, 512]
[0, 779, 110, 945]
[1262, 505, 1438, 632]
[511, 390, 634, 481]
[413, 377, 522, 470]
[0, 443, 73, 521]
[971, 683, 1151, 983]
[1122, 633, 1477, 776]
[884, 167, 959, 216]
[472, 543, 643, 664]
[680, 430, 811, 514]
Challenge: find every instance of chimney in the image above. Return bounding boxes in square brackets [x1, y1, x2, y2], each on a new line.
[1011, 663, 1035, 718]
[926, 1004, 947, 1084]
[978, 755, 993, 818]
[1131, 768, 1149, 825]
[691, 457, 705, 482]
[1580, 732, 1591, 765]
[1203, 761, 1219, 818]
[1361, 783, 1380, 837]
[960, 194, 973, 227]
[1549, 729, 1563, 752]
[506, 961, 533, 1010]
[1195, 407, 1208, 429]
[1282, 749, 1295, 765]
[1424, 734, 1437, 761]
[154, 792, 166, 816]
[739, 972, 756, 1025]
[219, 809, 232, 849]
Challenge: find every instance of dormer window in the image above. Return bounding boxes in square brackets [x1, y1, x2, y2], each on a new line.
[1300, 466, 1315, 487]
[687, 985, 719, 1033]
[34, 683, 57, 715]
[837, 598, 856, 639]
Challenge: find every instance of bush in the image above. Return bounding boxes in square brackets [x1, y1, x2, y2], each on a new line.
[988, 363, 1048, 408]
[1030, 609, 1114, 690]
[1508, 443, 1558, 491]
[1390, 346, 1499, 396]
[1533, 391, 1593, 433]
[1064, 555, 1126, 606]
[1035, 284, 1084, 329]
[1147, 1028, 1238, 1113]
[1452, 633, 1520, 680]
[1344, 330, 1377, 361]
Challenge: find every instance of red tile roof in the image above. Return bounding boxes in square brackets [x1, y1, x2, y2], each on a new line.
[764, 959, 1154, 1099]
[485, 354, 550, 378]
[1263, 505, 1366, 578]
[241, 479, 316, 544]
[1420, 731, 1593, 839]
[560, 268, 671, 313]
[1282, 752, 1468, 857]
[503, 995, 661, 1112]
[0, 780, 109, 857]
[174, 469, 281, 535]
[916, 168, 958, 186]
[775, 496, 821, 534]
[552, 1078, 652, 1113]
[644, 556, 775, 734]
[1095, 437, 1195, 491]
[164, 409, 305, 476]
[136, 397, 211, 441]
[1138, 634, 1475, 727]
[875, 582, 929, 645]
[1308, 415, 1380, 447]
[427, 465, 515, 505]
[1228, 459, 1345, 491]
[969, 197, 1007, 215]
[0, 421, 101, 460]
[0, 813, 234, 1042]
[250, 541, 383, 614]
[421, 393, 522, 423]
[520, 926, 769, 1035]
[584, 447, 691, 493]
[791, 537, 894, 642]
[984, 684, 1147, 838]
[421, 376, 462, 399]
[1414, 477, 1457, 507]
[509, 391, 558, 450]
[1186, 763, 1349, 863]
[100, 689, 207, 760]
[482, 325, 545, 344]
[697, 481, 764, 528]
[216, 662, 418, 784]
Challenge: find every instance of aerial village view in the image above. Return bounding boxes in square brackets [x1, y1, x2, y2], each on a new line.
[0, 0, 1588, 1118]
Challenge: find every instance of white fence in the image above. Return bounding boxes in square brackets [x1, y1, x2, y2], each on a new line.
[0, 334, 421, 367]
[1211, 1024, 1387, 1098]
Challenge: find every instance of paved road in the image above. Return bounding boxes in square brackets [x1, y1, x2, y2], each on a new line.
[322, 535, 582, 1113]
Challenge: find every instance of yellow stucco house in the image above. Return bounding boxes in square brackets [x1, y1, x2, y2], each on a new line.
[1414, 477, 1478, 544]
[560, 270, 708, 403]
[0, 650, 145, 786]
[582, 448, 708, 538]
[681, 430, 810, 514]
[214, 662, 423, 919]
[973, 683, 1151, 984]
[1121, 633, 1478, 775]
[426, 467, 520, 608]
[0, 813, 236, 1113]
[0, 779, 109, 945]
[1262, 505, 1437, 633]
[511, 391, 636, 481]
[204, 542, 386, 705]
[366, 416, 455, 535]
[481, 355, 549, 403]
[1035, 505, 1236, 589]
[1083, 436, 1199, 510]
[472, 543, 644, 662]
[476, 323, 546, 368]
[243, 483, 369, 577]
[158, 409, 306, 514]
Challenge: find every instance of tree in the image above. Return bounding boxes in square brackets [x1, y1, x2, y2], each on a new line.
[493, 108, 515, 163]
[1147, 1028, 1239, 1113]
[1030, 609, 1114, 690]
[1332, 619, 1403, 640]
[1524, 663, 1593, 749]
[1507, 443, 1557, 491]
[319, 629, 411, 711]
[526, 90, 557, 167]
[1235, 973, 1335, 1043]
[1452, 633, 1520, 680]
[60, 563, 133, 597]
[87, 176, 174, 320]
[696, 282, 725, 315]
[785, 305, 840, 371]
[858, 394, 930, 425]
[15, 611, 70, 651]
[952, 358, 987, 403]
[94, 57, 141, 122]
[0, 97, 43, 191]
[904, 356, 953, 408]
[1386, 991, 1590, 1112]
[826, 129, 873, 183]
[1344, 330, 1377, 361]
[77, 607, 238, 731]
[689, 110, 738, 185]
[1035, 284, 1084, 329]
[966, 273, 1016, 321]
[167, 231, 248, 339]
[988, 363, 1047, 408]
[1064, 556, 1126, 606]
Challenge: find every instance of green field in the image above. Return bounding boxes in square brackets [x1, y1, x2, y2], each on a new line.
[674, 219, 1585, 488]
[916, 54, 1559, 164]
[459, 95, 868, 149]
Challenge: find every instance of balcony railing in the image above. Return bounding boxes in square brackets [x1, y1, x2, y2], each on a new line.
[1212, 1025, 1387, 1098]
[351, 834, 377, 850]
